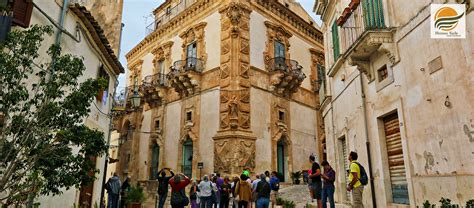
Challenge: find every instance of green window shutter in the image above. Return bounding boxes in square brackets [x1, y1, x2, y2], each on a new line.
[363, 0, 385, 29]
[331, 21, 340, 60]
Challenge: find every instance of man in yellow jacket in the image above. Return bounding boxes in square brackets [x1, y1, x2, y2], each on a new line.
[346, 151, 363, 208]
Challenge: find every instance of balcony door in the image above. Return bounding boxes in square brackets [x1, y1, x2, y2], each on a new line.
[274, 41, 286, 71]
[186, 42, 197, 69]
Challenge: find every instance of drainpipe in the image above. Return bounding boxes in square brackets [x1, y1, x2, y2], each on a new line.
[55, 0, 69, 45]
[359, 72, 377, 207]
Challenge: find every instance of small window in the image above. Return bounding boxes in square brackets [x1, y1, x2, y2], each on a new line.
[12, 0, 34, 28]
[166, 6, 171, 15]
[377, 65, 388, 81]
[186, 111, 192, 122]
[155, 120, 160, 129]
[278, 110, 285, 121]
[284, 3, 289, 7]
[96, 66, 110, 103]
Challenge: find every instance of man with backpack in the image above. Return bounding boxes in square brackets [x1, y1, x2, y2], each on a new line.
[347, 151, 368, 208]
[255, 174, 271, 208]
[157, 168, 175, 208]
[269, 171, 280, 208]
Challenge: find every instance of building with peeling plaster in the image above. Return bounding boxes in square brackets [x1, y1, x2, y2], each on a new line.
[314, 0, 474, 207]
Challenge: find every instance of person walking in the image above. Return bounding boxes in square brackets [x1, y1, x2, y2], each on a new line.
[169, 173, 191, 208]
[255, 174, 271, 208]
[190, 179, 200, 208]
[347, 152, 364, 208]
[220, 177, 232, 208]
[199, 175, 218, 208]
[234, 174, 252, 208]
[231, 176, 240, 208]
[105, 173, 121, 208]
[120, 176, 130, 208]
[308, 155, 322, 207]
[321, 161, 336, 208]
[269, 172, 280, 208]
[251, 174, 261, 207]
[157, 168, 175, 208]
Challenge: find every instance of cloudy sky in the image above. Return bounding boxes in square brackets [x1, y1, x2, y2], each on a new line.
[118, 0, 320, 89]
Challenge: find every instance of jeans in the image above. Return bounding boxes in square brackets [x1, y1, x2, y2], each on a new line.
[158, 192, 168, 208]
[238, 201, 248, 208]
[220, 196, 229, 208]
[107, 193, 119, 208]
[256, 198, 270, 208]
[321, 186, 335, 208]
[201, 196, 214, 208]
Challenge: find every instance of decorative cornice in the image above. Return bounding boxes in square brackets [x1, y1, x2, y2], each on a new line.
[126, 0, 220, 61]
[264, 21, 293, 39]
[252, 0, 323, 44]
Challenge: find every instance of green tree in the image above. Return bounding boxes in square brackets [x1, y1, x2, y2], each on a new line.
[0, 25, 108, 206]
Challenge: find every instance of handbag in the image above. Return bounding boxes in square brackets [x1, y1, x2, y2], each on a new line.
[171, 189, 189, 206]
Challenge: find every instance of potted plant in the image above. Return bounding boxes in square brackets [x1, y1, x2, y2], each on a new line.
[0, 1, 12, 42]
[126, 186, 145, 208]
[291, 171, 302, 185]
[284, 200, 295, 208]
[275, 197, 284, 208]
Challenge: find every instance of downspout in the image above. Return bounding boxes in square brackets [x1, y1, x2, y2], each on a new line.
[359, 72, 377, 207]
[55, 0, 70, 45]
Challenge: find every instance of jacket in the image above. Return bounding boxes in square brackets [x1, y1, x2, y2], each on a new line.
[235, 180, 252, 202]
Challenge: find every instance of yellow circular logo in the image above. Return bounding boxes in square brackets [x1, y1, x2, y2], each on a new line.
[434, 7, 464, 31]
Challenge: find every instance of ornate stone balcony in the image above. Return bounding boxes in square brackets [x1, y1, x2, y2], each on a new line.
[167, 57, 204, 97]
[267, 57, 306, 97]
[141, 73, 167, 107]
[333, 0, 399, 81]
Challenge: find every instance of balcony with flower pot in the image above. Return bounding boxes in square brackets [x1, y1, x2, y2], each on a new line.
[267, 57, 306, 98]
[167, 57, 204, 97]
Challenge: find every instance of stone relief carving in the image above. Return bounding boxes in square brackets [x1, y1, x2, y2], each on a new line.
[214, 139, 256, 174]
[220, 90, 251, 130]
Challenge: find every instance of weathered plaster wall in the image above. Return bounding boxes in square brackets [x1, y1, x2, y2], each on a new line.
[164, 101, 182, 170]
[289, 101, 318, 171]
[203, 12, 221, 70]
[138, 110, 153, 180]
[251, 88, 272, 173]
[250, 12, 267, 70]
[199, 89, 220, 176]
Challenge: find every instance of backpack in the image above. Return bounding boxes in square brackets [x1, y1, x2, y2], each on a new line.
[354, 162, 369, 185]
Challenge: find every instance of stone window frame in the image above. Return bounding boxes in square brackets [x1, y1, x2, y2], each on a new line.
[152, 41, 174, 75]
[372, 55, 394, 92]
[179, 22, 207, 66]
[263, 21, 293, 71]
[128, 60, 144, 86]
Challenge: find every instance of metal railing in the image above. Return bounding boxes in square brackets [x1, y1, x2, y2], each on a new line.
[266, 57, 303, 73]
[145, 0, 198, 35]
[143, 73, 167, 87]
[339, 0, 386, 54]
[170, 57, 204, 74]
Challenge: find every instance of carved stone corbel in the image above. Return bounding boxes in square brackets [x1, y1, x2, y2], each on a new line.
[378, 42, 400, 66]
[348, 57, 373, 81]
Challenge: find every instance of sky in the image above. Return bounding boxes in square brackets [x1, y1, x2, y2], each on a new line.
[118, 0, 320, 89]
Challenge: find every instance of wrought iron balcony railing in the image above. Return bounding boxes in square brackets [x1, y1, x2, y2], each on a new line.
[142, 73, 167, 87]
[266, 57, 303, 73]
[170, 57, 204, 74]
[145, 0, 198, 35]
[113, 85, 140, 111]
[339, 0, 386, 55]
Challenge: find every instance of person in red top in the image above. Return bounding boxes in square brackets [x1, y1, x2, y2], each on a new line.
[169, 173, 191, 208]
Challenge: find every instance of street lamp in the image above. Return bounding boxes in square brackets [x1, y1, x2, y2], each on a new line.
[130, 91, 141, 108]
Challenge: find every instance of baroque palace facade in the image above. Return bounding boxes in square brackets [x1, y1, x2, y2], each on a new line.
[114, 0, 324, 204]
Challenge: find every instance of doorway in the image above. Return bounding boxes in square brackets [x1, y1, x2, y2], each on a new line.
[182, 138, 193, 178]
[277, 138, 288, 182]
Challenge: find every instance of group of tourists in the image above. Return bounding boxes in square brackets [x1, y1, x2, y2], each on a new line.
[156, 169, 281, 208]
[308, 151, 367, 208]
[105, 150, 367, 208]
